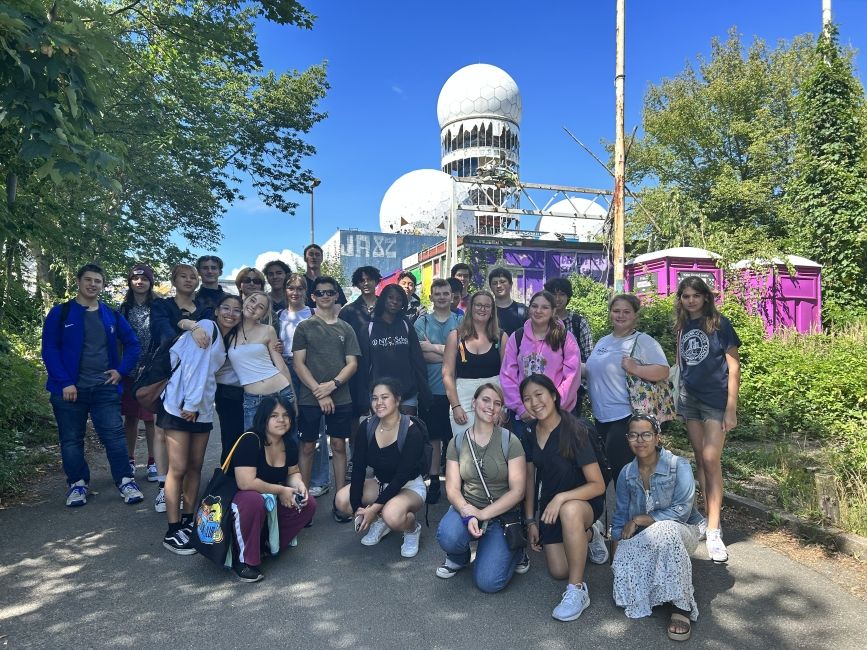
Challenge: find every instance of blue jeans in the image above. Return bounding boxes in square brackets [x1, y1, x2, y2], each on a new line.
[289, 366, 329, 489]
[50, 384, 132, 487]
[242, 385, 295, 431]
[436, 506, 520, 593]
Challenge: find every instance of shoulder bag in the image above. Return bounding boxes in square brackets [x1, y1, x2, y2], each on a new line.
[624, 333, 676, 423]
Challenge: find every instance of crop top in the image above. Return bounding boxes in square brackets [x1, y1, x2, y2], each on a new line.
[455, 338, 501, 379]
[227, 343, 279, 386]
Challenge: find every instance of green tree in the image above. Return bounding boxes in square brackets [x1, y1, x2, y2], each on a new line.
[786, 24, 867, 317]
[627, 29, 818, 261]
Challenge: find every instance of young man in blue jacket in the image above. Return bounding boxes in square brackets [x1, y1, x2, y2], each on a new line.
[41, 263, 144, 508]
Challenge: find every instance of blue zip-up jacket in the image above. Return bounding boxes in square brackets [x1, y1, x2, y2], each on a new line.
[612, 447, 703, 541]
[41, 300, 141, 396]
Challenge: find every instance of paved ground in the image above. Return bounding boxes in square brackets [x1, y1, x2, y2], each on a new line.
[1, 427, 865, 650]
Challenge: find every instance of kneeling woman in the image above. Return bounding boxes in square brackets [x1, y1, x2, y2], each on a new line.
[521, 374, 606, 622]
[230, 396, 316, 582]
[435, 383, 526, 593]
[335, 379, 426, 558]
[612, 414, 703, 641]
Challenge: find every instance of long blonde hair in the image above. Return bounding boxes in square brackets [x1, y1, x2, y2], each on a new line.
[242, 291, 274, 327]
[456, 290, 500, 343]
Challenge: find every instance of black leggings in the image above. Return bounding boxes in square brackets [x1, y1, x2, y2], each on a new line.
[596, 415, 632, 487]
[215, 384, 245, 464]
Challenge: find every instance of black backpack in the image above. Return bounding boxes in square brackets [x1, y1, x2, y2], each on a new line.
[366, 414, 433, 480]
[578, 416, 612, 486]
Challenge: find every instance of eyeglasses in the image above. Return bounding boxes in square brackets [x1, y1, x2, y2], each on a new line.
[313, 289, 337, 297]
[625, 431, 656, 442]
[473, 303, 493, 311]
[218, 306, 242, 315]
[241, 277, 263, 285]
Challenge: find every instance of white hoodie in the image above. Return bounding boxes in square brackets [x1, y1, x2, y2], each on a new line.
[161, 319, 225, 423]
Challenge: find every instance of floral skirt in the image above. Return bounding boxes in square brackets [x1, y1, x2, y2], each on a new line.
[612, 519, 700, 620]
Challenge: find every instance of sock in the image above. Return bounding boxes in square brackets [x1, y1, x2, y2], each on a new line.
[158, 479, 166, 488]
[167, 522, 183, 534]
[147, 456, 155, 465]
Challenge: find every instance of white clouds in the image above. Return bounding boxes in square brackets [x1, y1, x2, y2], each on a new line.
[233, 198, 272, 214]
[229, 249, 306, 279]
[391, 85, 405, 96]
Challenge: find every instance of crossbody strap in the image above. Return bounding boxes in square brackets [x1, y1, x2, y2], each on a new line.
[220, 431, 259, 473]
[466, 430, 494, 504]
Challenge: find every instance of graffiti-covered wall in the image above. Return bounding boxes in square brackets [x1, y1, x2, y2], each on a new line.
[323, 230, 443, 281]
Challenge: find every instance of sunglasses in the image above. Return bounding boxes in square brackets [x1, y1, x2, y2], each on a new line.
[625, 431, 656, 442]
[241, 277, 263, 285]
[313, 289, 337, 297]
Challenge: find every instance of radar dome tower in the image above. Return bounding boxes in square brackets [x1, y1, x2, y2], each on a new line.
[437, 64, 522, 227]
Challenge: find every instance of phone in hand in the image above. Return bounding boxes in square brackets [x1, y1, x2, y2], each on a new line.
[294, 491, 304, 506]
[354, 515, 364, 532]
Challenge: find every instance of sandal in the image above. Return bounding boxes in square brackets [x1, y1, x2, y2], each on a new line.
[668, 611, 691, 642]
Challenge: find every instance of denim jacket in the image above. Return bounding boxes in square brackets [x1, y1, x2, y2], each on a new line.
[612, 448, 702, 541]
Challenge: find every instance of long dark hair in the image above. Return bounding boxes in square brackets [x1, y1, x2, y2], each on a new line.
[250, 394, 294, 446]
[675, 275, 721, 334]
[215, 294, 242, 349]
[121, 278, 155, 316]
[519, 373, 589, 461]
[373, 284, 408, 319]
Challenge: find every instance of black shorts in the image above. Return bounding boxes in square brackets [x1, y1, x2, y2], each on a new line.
[298, 403, 353, 442]
[420, 394, 452, 442]
[539, 495, 605, 545]
[156, 408, 213, 434]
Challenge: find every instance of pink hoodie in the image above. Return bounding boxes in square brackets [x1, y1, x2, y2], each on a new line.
[500, 319, 581, 416]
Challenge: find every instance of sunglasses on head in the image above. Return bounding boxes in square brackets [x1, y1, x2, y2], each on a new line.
[313, 289, 337, 297]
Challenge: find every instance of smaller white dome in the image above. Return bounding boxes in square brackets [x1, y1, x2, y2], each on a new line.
[437, 64, 522, 129]
[536, 197, 606, 240]
[379, 169, 474, 236]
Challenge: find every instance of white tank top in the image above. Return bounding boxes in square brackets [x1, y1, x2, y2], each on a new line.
[227, 343, 279, 386]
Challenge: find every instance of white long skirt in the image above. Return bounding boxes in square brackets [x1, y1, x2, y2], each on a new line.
[612, 519, 700, 620]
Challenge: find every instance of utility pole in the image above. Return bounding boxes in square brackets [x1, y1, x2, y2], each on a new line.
[309, 178, 321, 244]
[612, 0, 626, 292]
[822, 0, 832, 32]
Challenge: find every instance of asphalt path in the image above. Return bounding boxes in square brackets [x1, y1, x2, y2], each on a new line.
[1, 425, 865, 650]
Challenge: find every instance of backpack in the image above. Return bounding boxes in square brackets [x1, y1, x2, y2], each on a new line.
[55, 300, 120, 343]
[578, 416, 612, 486]
[132, 326, 218, 412]
[513, 327, 564, 361]
[453, 426, 512, 460]
[365, 414, 433, 480]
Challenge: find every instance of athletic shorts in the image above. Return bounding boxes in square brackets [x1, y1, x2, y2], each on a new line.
[421, 394, 452, 442]
[538, 495, 604, 546]
[120, 377, 154, 422]
[298, 403, 353, 442]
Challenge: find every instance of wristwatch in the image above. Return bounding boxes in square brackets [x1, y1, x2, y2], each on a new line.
[333, 378, 342, 389]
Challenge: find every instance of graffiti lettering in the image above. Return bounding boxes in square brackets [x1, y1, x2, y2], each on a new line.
[373, 236, 397, 259]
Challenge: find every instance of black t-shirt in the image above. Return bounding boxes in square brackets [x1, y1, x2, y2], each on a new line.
[195, 286, 225, 314]
[679, 315, 741, 410]
[230, 433, 299, 487]
[523, 420, 597, 507]
[496, 301, 528, 335]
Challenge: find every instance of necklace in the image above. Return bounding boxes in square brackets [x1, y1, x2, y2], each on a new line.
[468, 426, 492, 471]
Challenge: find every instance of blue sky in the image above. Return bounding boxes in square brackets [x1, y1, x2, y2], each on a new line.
[201, 0, 867, 277]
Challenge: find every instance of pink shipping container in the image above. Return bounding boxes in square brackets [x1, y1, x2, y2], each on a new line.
[734, 256, 823, 335]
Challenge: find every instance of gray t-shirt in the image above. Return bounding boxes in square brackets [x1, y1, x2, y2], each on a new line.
[291, 316, 361, 406]
[78, 309, 110, 388]
[446, 431, 524, 509]
[585, 331, 669, 422]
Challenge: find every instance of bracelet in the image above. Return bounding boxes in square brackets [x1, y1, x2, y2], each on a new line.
[460, 515, 478, 526]
[524, 517, 537, 526]
[450, 404, 461, 410]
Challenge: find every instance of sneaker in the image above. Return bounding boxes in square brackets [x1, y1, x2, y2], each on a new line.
[360, 517, 391, 546]
[163, 527, 197, 555]
[552, 583, 590, 621]
[706, 529, 729, 563]
[65, 480, 88, 507]
[308, 485, 330, 498]
[588, 520, 609, 565]
[332, 503, 352, 524]
[400, 522, 422, 558]
[425, 478, 441, 505]
[234, 562, 264, 583]
[697, 517, 708, 541]
[515, 550, 530, 574]
[119, 477, 144, 504]
[129, 459, 136, 475]
[436, 559, 465, 579]
[154, 487, 167, 513]
[288, 536, 298, 548]
[146, 463, 158, 482]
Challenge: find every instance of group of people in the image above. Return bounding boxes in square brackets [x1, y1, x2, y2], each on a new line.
[41, 249, 740, 640]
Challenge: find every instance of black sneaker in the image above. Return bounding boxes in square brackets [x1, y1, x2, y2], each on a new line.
[332, 503, 352, 523]
[426, 478, 441, 505]
[515, 550, 530, 574]
[234, 562, 264, 583]
[163, 528, 197, 555]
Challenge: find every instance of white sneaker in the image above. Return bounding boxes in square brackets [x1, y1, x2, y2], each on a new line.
[308, 485, 330, 498]
[400, 522, 422, 558]
[360, 517, 391, 546]
[706, 528, 728, 563]
[436, 559, 465, 579]
[119, 477, 144, 504]
[154, 487, 167, 513]
[552, 583, 590, 621]
[697, 517, 708, 541]
[588, 520, 609, 565]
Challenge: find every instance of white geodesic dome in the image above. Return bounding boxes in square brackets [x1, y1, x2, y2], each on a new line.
[379, 169, 474, 236]
[537, 197, 607, 240]
[437, 64, 522, 129]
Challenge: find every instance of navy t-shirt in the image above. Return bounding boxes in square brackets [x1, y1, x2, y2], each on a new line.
[679, 315, 741, 410]
[231, 433, 299, 487]
[496, 301, 528, 335]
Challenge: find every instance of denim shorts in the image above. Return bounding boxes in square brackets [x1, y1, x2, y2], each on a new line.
[678, 386, 725, 424]
[379, 475, 426, 502]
